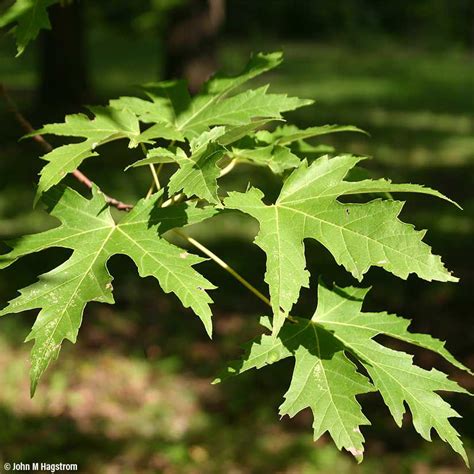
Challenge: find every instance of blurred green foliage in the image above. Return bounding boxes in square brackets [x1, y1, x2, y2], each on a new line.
[89, 0, 185, 36]
[225, 0, 474, 50]
[86, 0, 474, 50]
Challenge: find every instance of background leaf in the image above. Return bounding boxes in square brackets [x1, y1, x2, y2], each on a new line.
[0, 0, 58, 55]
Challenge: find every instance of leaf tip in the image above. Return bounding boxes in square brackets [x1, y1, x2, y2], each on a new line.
[350, 448, 364, 463]
[15, 45, 25, 58]
[33, 188, 42, 208]
[29, 378, 38, 398]
[204, 322, 213, 339]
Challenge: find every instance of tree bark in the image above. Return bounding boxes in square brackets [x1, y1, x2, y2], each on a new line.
[38, 1, 89, 114]
[164, 0, 225, 94]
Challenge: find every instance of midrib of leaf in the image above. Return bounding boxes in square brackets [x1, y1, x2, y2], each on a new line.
[177, 95, 221, 131]
[40, 143, 97, 191]
[322, 331, 451, 413]
[33, 226, 115, 356]
[273, 206, 285, 329]
[55, 126, 134, 137]
[179, 90, 291, 131]
[182, 100, 274, 130]
[96, 132, 136, 145]
[348, 341, 462, 445]
[25, 266, 83, 307]
[281, 186, 452, 206]
[7, 226, 110, 264]
[313, 319, 384, 333]
[310, 325, 356, 443]
[349, 341, 450, 386]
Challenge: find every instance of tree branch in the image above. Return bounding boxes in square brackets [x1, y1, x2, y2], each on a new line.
[173, 228, 272, 308]
[0, 83, 133, 211]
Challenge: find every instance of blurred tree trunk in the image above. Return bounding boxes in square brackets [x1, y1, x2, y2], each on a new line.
[164, 0, 225, 94]
[471, 2, 474, 54]
[38, 1, 89, 113]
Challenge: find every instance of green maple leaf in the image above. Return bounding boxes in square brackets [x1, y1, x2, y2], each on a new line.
[167, 144, 225, 204]
[202, 51, 283, 95]
[257, 125, 366, 145]
[135, 122, 184, 143]
[32, 106, 140, 143]
[225, 154, 458, 337]
[0, 186, 216, 394]
[216, 281, 471, 463]
[253, 124, 365, 163]
[293, 141, 335, 156]
[32, 106, 146, 200]
[126, 146, 179, 168]
[101, 52, 287, 136]
[215, 315, 374, 461]
[314, 285, 470, 464]
[177, 85, 312, 137]
[106, 94, 185, 143]
[229, 124, 365, 174]
[142, 79, 192, 123]
[256, 124, 365, 145]
[0, 0, 58, 55]
[108, 94, 176, 126]
[230, 143, 301, 174]
[141, 51, 282, 127]
[135, 53, 312, 139]
[129, 127, 227, 204]
[112, 52, 286, 137]
[34, 52, 307, 204]
[166, 128, 227, 204]
[217, 119, 277, 146]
